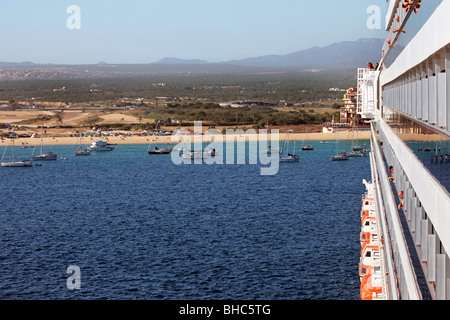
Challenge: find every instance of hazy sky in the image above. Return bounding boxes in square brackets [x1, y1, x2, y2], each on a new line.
[0, 0, 388, 64]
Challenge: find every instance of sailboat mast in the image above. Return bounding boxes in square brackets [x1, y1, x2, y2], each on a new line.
[12, 128, 15, 162]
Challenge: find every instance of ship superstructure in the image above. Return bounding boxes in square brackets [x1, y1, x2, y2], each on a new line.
[357, 0, 450, 300]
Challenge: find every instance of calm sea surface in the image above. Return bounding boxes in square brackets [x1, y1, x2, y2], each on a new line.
[0, 140, 370, 300]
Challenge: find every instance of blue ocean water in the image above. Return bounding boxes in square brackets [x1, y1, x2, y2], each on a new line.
[0, 140, 370, 300]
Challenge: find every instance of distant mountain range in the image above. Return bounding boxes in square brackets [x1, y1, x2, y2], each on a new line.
[152, 38, 385, 69]
[0, 38, 385, 79]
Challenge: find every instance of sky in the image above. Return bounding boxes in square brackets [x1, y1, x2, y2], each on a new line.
[0, 0, 388, 64]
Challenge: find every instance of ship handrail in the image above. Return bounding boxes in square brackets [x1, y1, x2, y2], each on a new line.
[370, 122, 422, 299]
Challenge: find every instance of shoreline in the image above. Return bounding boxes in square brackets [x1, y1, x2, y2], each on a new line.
[1, 131, 371, 146]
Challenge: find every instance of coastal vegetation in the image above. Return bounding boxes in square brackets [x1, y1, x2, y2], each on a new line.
[0, 70, 355, 131]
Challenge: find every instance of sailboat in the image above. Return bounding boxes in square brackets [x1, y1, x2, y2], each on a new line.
[32, 126, 57, 161]
[75, 127, 91, 156]
[147, 121, 172, 154]
[301, 126, 314, 151]
[1, 128, 33, 167]
[351, 128, 366, 151]
[330, 126, 349, 161]
[280, 129, 300, 162]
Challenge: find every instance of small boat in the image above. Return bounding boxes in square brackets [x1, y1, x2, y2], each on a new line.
[301, 126, 314, 150]
[32, 126, 57, 161]
[331, 128, 348, 161]
[1, 159, 33, 167]
[75, 149, 91, 156]
[88, 140, 114, 151]
[182, 149, 216, 160]
[32, 151, 58, 161]
[346, 150, 366, 157]
[280, 153, 300, 162]
[1, 128, 33, 167]
[75, 127, 91, 156]
[352, 144, 366, 151]
[331, 153, 349, 161]
[280, 129, 299, 162]
[148, 145, 172, 154]
[147, 121, 172, 154]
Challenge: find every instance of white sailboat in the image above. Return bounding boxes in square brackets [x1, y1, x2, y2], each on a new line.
[1, 128, 33, 167]
[147, 121, 172, 154]
[32, 126, 57, 161]
[301, 126, 314, 151]
[75, 127, 91, 156]
[330, 127, 349, 161]
[280, 129, 300, 162]
[351, 128, 366, 151]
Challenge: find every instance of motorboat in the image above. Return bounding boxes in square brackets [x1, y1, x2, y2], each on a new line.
[88, 140, 114, 151]
[148, 146, 172, 154]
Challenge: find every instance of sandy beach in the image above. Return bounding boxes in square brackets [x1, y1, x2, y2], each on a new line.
[1, 131, 371, 146]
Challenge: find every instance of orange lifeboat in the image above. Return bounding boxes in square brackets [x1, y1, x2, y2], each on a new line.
[361, 234, 380, 254]
[359, 244, 381, 281]
[361, 197, 374, 210]
[360, 272, 383, 300]
[361, 208, 376, 222]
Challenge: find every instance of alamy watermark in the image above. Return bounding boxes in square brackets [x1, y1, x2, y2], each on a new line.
[66, 5, 81, 30]
[366, 5, 381, 30]
[66, 265, 81, 290]
[170, 122, 280, 176]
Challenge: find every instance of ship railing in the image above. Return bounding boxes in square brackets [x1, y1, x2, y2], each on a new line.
[369, 122, 422, 299]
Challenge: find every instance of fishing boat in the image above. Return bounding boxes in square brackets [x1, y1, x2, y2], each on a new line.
[88, 140, 114, 151]
[1, 129, 33, 167]
[280, 129, 300, 162]
[301, 126, 314, 150]
[32, 126, 57, 161]
[75, 127, 91, 156]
